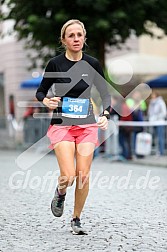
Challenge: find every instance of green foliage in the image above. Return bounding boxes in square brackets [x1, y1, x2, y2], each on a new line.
[2, 0, 167, 68]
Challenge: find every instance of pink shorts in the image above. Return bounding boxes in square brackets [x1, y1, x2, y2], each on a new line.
[47, 124, 99, 150]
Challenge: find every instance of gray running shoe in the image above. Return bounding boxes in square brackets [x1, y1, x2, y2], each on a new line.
[51, 187, 66, 217]
[71, 217, 87, 235]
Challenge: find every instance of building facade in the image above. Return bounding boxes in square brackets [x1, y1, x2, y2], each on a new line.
[0, 19, 42, 123]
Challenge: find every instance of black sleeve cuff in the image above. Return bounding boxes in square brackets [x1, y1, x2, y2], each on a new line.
[99, 113, 110, 120]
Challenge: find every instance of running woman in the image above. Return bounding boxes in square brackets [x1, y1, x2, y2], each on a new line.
[36, 19, 111, 235]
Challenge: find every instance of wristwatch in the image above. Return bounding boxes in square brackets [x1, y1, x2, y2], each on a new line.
[99, 113, 110, 120]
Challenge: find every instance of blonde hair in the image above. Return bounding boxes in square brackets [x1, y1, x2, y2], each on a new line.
[61, 19, 86, 43]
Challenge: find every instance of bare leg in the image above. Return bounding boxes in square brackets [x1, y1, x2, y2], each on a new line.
[73, 142, 95, 218]
[54, 141, 76, 194]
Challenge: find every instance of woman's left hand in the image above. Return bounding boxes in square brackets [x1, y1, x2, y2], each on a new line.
[97, 116, 108, 130]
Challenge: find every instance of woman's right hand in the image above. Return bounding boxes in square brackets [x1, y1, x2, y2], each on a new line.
[43, 97, 61, 110]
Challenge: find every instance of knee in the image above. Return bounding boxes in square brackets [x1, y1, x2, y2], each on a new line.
[81, 175, 89, 184]
[77, 173, 90, 188]
[59, 173, 76, 187]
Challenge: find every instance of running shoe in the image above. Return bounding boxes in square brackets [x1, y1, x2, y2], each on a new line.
[51, 187, 66, 217]
[71, 217, 87, 235]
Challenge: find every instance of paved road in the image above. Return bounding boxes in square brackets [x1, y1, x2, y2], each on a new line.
[0, 150, 167, 252]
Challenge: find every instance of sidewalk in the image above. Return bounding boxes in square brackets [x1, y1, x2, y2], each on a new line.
[98, 153, 167, 168]
[131, 155, 167, 168]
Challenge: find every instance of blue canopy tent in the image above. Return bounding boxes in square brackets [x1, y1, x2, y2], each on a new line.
[20, 76, 43, 89]
[146, 75, 167, 88]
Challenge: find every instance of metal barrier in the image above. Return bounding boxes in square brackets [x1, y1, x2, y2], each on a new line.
[0, 116, 6, 129]
[104, 117, 167, 158]
[1, 114, 167, 154]
[23, 118, 50, 147]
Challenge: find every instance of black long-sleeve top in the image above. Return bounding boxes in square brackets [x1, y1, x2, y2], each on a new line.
[36, 53, 111, 126]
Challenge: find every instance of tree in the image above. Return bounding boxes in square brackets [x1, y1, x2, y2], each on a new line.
[1, 0, 167, 67]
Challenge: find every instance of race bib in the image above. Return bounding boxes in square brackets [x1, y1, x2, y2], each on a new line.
[62, 97, 89, 118]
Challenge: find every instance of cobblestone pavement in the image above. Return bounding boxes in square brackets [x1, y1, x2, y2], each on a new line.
[0, 150, 167, 252]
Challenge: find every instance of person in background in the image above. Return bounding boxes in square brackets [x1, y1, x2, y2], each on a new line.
[126, 91, 144, 158]
[9, 94, 15, 118]
[91, 98, 101, 158]
[110, 96, 133, 160]
[148, 91, 167, 155]
[119, 100, 133, 160]
[23, 99, 43, 121]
